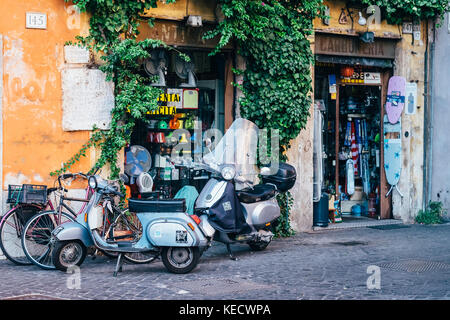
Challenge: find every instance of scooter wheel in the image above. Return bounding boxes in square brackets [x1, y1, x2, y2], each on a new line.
[161, 247, 200, 274]
[52, 240, 87, 272]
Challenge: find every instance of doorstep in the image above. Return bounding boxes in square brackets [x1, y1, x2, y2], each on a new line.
[313, 215, 404, 231]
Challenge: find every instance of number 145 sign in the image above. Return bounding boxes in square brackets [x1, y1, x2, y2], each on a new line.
[26, 12, 47, 29]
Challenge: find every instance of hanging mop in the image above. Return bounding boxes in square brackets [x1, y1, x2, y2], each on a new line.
[345, 119, 355, 195]
[351, 121, 359, 176]
[360, 119, 370, 194]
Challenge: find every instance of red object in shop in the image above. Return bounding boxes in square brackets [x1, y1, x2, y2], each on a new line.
[368, 193, 377, 217]
[341, 66, 354, 78]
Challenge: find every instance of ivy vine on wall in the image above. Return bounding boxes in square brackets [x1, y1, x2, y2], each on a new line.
[54, 0, 449, 235]
[205, 0, 326, 236]
[52, 0, 179, 179]
[360, 0, 449, 25]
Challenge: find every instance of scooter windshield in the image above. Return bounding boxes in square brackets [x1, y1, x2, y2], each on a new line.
[203, 118, 259, 184]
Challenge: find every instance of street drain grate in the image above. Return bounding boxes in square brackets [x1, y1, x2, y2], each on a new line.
[368, 224, 410, 230]
[2, 294, 66, 300]
[333, 241, 368, 246]
[172, 278, 275, 295]
[378, 260, 450, 273]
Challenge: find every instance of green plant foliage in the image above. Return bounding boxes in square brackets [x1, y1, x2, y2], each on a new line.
[53, 1, 181, 179]
[66, 0, 176, 51]
[275, 192, 296, 237]
[54, 0, 449, 233]
[360, 0, 449, 25]
[206, 0, 326, 236]
[415, 201, 448, 225]
[206, 0, 325, 152]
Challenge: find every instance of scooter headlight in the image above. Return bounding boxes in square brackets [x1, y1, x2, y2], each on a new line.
[88, 176, 97, 189]
[221, 166, 236, 181]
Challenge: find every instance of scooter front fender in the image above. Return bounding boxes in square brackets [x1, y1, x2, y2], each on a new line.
[53, 221, 94, 247]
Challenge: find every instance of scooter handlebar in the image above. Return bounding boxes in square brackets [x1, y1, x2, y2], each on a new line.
[104, 185, 124, 198]
[112, 190, 125, 198]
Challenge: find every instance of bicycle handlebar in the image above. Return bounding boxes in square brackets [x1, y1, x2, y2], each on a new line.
[57, 172, 89, 190]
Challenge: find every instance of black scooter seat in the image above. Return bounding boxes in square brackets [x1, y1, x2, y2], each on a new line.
[128, 198, 186, 213]
[236, 184, 277, 204]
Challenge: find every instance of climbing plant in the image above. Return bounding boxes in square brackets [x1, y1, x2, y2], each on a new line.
[54, 0, 449, 234]
[206, 0, 325, 152]
[52, 0, 180, 179]
[205, 0, 326, 236]
[360, 0, 449, 25]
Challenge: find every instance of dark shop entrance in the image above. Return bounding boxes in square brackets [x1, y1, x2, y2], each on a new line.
[313, 58, 394, 228]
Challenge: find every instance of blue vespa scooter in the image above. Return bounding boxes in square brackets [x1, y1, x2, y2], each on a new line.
[51, 175, 208, 275]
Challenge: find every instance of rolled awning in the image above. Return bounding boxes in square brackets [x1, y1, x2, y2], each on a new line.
[315, 54, 393, 68]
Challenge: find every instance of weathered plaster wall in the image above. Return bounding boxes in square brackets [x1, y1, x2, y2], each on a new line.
[143, 0, 217, 22]
[430, 13, 450, 212]
[0, 0, 92, 190]
[391, 24, 427, 222]
[286, 109, 315, 232]
[314, 0, 401, 39]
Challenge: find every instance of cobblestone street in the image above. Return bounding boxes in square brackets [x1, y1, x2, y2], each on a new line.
[0, 223, 449, 300]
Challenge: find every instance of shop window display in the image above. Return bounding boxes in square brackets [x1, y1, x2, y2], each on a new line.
[126, 50, 226, 199]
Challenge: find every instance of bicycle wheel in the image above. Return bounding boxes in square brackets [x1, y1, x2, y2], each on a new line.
[0, 204, 42, 265]
[22, 210, 75, 270]
[109, 208, 157, 264]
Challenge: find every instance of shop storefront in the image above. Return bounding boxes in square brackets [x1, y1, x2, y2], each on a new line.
[313, 32, 399, 227]
[125, 19, 234, 200]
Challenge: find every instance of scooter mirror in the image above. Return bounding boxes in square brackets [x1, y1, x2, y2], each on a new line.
[204, 138, 211, 147]
[235, 176, 246, 183]
[260, 167, 272, 176]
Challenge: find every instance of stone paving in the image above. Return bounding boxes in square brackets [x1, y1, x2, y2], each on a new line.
[0, 223, 449, 300]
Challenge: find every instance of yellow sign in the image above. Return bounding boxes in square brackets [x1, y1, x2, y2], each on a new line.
[126, 106, 177, 115]
[126, 91, 180, 115]
[147, 106, 177, 115]
[158, 93, 181, 103]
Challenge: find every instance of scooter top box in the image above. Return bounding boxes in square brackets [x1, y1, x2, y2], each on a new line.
[261, 162, 297, 193]
[128, 198, 186, 213]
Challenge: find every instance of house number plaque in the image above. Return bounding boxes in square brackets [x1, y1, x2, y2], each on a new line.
[26, 12, 47, 29]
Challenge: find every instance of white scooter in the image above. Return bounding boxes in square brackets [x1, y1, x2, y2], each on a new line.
[187, 118, 297, 259]
[51, 118, 296, 274]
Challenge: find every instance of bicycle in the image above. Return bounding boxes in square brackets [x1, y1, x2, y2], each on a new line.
[0, 185, 55, 265]
[21, 173, 155, 269]
[20, 172, 92, 269]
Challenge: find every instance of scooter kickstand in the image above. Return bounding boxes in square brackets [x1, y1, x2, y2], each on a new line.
[91, 249, 99, 260]
[226, 244, 238, 261]
[113, 253, 124, 277]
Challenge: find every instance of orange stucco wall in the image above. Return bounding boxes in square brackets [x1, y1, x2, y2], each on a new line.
[0, 0, 220, 190]
[0, 0, 91, 188]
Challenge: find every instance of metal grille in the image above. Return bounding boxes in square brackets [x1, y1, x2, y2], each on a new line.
[368, 224, 410, 230]
[172, 278, 274, 295]
[378, 260, 450, 273]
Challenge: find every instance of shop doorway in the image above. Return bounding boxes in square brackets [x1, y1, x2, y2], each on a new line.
[127, 49, 228, 199]
[313, 62, 393, 228]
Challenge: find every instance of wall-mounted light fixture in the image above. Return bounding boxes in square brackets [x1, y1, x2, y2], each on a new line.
[358, 11, 367, 26]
